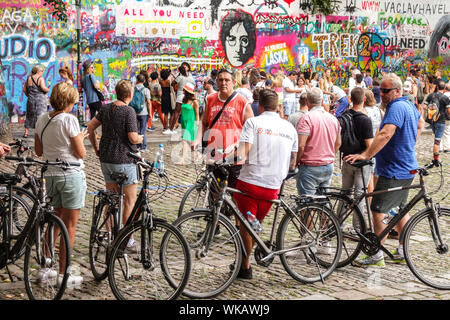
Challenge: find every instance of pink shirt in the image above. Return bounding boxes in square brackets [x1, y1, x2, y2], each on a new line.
[297, 106, 340, 166]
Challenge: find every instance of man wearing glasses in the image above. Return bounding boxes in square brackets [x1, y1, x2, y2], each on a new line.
[220, 10, 256, 68]
[345, 73, 425, 267]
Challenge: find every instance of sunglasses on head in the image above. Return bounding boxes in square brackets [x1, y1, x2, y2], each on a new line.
[380, 87, 398, 93]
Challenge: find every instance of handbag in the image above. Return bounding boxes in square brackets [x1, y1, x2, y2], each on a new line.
[202, 91, 237, 151]
[88, 74, 105, 102]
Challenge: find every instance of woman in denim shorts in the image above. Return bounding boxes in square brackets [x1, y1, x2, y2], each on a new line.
[87, 80, 143, 247]
[35, 82, 89, 287]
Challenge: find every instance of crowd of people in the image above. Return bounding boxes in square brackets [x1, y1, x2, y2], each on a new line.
[0, 61, 449, 286]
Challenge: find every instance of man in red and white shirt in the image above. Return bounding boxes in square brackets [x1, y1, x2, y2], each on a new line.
[197, 69, 254, 187]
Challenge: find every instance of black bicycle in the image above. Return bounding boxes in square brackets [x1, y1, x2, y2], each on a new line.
[1, 156, 78, 299]
[319, 159, 449, 290]
[89, 153, 169, 281]
[172, 157, 343, 298]
[106, 152, 191, 300]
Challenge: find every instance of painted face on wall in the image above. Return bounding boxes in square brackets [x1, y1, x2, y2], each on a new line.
[225, 22, 250, 67]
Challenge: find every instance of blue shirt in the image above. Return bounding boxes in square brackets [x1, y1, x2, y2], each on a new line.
[375, 96, 420, 179]
[82, 74, 100, 104]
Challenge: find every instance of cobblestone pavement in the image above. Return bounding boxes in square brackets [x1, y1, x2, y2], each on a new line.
[0, 120, 449, 301]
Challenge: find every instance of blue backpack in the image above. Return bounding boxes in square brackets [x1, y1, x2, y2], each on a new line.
[129, 87, 145, 114]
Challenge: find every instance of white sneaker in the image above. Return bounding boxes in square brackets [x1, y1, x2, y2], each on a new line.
[126, 238, 138, 253]
[58, 273, 83, 289]
[316, 242, 332, 255]
[36, 268, 58, 283]
[162, 129, 172, 135]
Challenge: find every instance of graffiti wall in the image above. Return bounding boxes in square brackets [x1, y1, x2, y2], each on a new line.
[0, 0, 449, 117]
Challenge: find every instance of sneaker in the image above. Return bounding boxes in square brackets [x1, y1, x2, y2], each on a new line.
[316, 242, 332, 255]
[58, 273, 83, 289]
[162, 129, 172, 135]
[387, 248, 406, 264]
[147, 127, 155, 132]
[353, 255, 385, 268]
[36, 268, 57, 283]
[126, 238, 138, 253]
[229, 264, 252, 280]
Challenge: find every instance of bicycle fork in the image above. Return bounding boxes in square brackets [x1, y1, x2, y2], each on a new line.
[427, 204, 448, 255]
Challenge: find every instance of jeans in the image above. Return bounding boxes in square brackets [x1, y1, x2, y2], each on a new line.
[296, 163, 334, 195]
[136, 115, 148, 149]
[335, 98, 349, 117]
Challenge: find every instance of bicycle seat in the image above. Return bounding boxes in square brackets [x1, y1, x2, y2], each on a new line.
[348, 159, 373, 168]
[284, 169, 298, 181]
[0, 173, 21, 185]
[110, 172, 128, 185]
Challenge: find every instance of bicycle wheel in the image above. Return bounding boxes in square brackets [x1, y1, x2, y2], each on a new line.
[172, 210, 242, 298]
[24, 213, 71, 300]
[108, 218, 191, 300]
[403, 207, 450, 290]
[277, 203, 342, 284]
[178, 182, 209, 217]
[324, 192, 366, 267]
[0, 187, 34, 239]
[89, 200, 115, 281]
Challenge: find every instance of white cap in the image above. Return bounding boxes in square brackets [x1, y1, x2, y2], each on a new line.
[403, 80, 412, 92]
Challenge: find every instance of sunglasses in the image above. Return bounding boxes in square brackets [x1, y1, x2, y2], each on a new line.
[380, 87, 398, 93]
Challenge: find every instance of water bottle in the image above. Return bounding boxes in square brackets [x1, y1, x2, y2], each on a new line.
[154, 144, 165, 174]
[246, 211, 263, 233]
[383, 207, 399, 224]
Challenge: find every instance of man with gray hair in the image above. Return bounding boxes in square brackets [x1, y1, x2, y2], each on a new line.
[296, 87, 341, 196]
[345, 73, 425, 267]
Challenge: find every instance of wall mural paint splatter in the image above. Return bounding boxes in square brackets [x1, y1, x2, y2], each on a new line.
[0, 0, 449, 119]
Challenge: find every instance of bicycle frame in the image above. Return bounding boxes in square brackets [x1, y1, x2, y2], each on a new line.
[202, 167, 321, 263]
[327, 163, 441, 258]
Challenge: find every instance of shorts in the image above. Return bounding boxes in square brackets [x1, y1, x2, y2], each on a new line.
[431, 122, 446, 140]
[45, 171, 86, 210]
[233, 179, 279, 221]
[283, 100, 296, 116]
[176, 93, 184, 104]
[370, 176, 414, 214]
[100, 162, 139, 186]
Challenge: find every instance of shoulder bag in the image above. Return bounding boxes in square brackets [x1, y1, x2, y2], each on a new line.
[89, 74, 105, 102]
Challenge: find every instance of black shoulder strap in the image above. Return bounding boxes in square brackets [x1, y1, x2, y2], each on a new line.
[31, 76, 45, 93]
[40, 112, 62, 143]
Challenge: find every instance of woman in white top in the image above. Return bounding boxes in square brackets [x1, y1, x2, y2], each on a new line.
[35, 82, 89, 287]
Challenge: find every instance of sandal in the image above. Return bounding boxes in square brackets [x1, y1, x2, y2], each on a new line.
[23, 133, 28, 138]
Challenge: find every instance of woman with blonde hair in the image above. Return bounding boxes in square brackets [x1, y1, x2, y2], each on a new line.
[23, 65, 49, 138]
[34, 82, 88, 287]
[320, 69, 333, 112]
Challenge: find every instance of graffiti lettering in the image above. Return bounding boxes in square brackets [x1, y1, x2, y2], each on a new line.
[0, 36, 54, 61]
[312, 33, 358, 59]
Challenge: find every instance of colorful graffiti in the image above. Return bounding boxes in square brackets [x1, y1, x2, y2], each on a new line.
[0, 0, 449, 119]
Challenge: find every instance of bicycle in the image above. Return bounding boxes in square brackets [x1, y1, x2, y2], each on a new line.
[172, 157, 343, 298]
[90, 157, 170, 281]
[319, 159, 449, 290]
[106, 152, 191, 300]
[1, 156, 78, 299]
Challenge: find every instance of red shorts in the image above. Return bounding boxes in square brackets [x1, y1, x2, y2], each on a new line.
[233, 179, 279, 222]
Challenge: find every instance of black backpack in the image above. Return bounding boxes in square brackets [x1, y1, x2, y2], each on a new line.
[338, 111, 365, 156]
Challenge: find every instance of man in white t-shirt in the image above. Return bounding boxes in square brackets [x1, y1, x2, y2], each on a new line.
[231, 88, 298, 279]
[349, 69, 366, 92]
[236, 77, 253, 104]
[282, 71, 303, 119]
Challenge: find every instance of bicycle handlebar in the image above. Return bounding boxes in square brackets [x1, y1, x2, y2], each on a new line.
[5, 156, 81, 167]
[127, 152, 154, 169]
